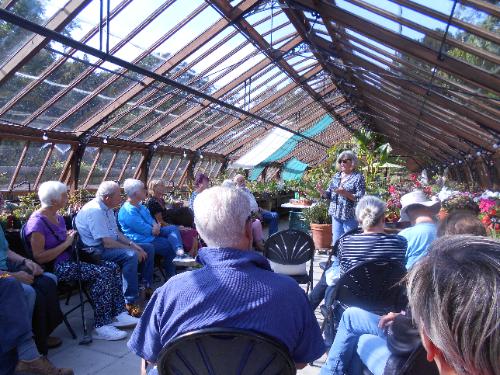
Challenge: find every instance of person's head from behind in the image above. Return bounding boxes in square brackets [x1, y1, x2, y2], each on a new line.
[355, 195, 385, 232]
[407, 235, 500, 375]
[400, 190, 440, 224]
[233, 174, 246, 188]
[194, 173, 209, 192]
[97, 181, 122, 209]
[437, 210, 487, 237]
[123, 179, 147, 202]
[38, 181, 68, 210]
[193, 186, 252, 250]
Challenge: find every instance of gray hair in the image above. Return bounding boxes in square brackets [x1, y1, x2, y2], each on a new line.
[96, 181, 120, 199]
[38, 181, 67, 208]
[123, 178, 144, 197]
[194, 186, 251, 248]
[336, 150, 358, 169]
[407, 235, 500, 375]
[221, 179, 236, 188]
[355, 195, 386, 230]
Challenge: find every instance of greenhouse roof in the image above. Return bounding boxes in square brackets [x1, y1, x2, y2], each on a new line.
[0, 0, 498, 190]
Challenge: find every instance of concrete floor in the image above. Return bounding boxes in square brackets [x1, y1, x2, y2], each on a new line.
[47, 221, 328, 374]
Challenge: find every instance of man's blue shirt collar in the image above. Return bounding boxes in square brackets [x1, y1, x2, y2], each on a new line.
[197, 247, 272, 272]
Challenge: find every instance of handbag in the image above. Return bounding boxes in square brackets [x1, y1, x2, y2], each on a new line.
[78, 246, 103, 265]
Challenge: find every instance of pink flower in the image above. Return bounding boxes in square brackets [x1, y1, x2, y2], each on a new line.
[389, 185, 396, 194]
[479, 199, 496, 213]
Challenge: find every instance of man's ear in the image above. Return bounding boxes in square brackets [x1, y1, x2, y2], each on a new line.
[245, 220, 253, 247]
[420, 328, 440, 362]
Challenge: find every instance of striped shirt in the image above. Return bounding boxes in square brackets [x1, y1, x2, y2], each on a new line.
[337, 232, 407, 273]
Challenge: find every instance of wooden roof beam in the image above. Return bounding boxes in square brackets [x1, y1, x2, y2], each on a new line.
[293, 0, 500, 93]
[145, 35, 304, 143]
[73, 0, 261, 134]
[0, 0, 91, 84]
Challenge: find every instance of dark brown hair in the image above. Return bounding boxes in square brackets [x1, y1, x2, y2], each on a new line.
[437, 210, 487, 237]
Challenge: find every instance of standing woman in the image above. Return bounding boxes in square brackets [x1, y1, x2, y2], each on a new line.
[317, 150, 365, 245]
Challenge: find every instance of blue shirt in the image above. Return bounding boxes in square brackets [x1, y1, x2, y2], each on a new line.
[399, 222, 437, 269]
[128, 247, 324, 364]
[75, 197, 120, 247]
[325, 171, 365, 220]
[118, 201, 156, 243]
[0, 226, 9, 270]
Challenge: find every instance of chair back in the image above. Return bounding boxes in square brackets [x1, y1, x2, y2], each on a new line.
[333, 259, 406, 316]
[264, 229, 314, 265]
[157, 328, 296, 375]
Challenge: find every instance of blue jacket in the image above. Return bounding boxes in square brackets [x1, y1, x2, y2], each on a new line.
[118, 201, 156, 243]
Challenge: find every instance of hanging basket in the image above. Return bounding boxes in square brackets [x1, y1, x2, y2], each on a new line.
[310, 223, 332, 250]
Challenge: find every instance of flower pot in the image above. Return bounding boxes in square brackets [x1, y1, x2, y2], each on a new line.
[310, 223, 332, 250]
[437, 208, 448, 221]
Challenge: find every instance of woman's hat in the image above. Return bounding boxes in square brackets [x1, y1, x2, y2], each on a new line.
[399, 190, 441, 222]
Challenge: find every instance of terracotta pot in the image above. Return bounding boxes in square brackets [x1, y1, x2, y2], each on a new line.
[438, 208, 448, 221]
[310, 223, 333, 250]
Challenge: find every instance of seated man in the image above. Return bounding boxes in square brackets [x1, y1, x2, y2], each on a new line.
[75, 181, 154, 317]
[407, 235, 499, 375]
[233, 174, 279, 237]
[398, 191, 440, 269]
[128, 186, 324, 372]
[0, 274, 73, 375]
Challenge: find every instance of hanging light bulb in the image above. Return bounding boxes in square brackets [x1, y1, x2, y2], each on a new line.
[183, 151, 187, 158]
[42, 132, 49, 141]
[103, 136, 109, 144]
[199, 153, 204, 159]
[476, 150, 482, 156]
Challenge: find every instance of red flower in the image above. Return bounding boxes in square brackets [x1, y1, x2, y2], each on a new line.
[388, 185, 396, 194]
[410, 173, 417, 181]
[414, 181, 422, 188]
[482, 215, 492, 225]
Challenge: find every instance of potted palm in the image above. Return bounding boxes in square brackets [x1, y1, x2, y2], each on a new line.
[302, 200, 332, 249]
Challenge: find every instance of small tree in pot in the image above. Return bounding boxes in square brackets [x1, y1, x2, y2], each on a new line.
[302, 200, 332, 250]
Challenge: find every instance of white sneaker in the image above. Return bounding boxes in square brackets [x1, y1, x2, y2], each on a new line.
[112, 312, 139, 328]
[93, 325, 128, 341]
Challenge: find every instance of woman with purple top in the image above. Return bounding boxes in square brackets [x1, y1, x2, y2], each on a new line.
[25, 181, 139, 341]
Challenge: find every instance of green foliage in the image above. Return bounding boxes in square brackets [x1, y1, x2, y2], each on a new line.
[12, 192, 40, 224]
[302, 200, 332, 224]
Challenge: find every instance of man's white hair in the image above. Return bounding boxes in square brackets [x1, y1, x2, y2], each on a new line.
[194, 186, 251, 248]
[221, 179, 236, 188]
[96, 181, 120, 199]
[38, 181, 67, 208]
[123, 179, 145, 197]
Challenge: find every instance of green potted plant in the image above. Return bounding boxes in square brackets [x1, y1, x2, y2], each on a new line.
[302, 200, 332, 250]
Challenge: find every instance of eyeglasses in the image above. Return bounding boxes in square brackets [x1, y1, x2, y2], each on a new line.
[339, 159, 352, 164]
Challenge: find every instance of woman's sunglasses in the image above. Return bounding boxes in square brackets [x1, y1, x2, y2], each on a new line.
[339, 159, 352, 164]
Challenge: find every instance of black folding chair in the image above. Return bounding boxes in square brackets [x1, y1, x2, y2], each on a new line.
[264, 229, 315, 293]
[156, 328, 296, 375]
[323, 260, 407, 336]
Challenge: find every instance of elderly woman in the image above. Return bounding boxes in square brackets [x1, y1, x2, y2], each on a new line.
[25, 181, 138, 341]
[118, 179, 183, 280]
[310, 196, 407, 348]
[317, 150, 366, 245]
[188, 173, 209, 212]
[146, 179, 199, 255]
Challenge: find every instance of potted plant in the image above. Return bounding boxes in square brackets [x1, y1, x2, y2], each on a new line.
[302, 200, 332, 250]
